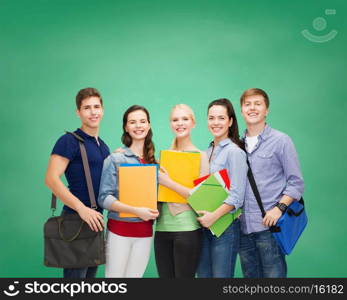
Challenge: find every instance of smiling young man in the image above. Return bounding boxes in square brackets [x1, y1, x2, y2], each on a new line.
[239, 88, 304, 278]
[45, 88, 110, 278]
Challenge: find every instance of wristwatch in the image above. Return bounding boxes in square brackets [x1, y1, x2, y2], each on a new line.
[275, 202, 288, 213]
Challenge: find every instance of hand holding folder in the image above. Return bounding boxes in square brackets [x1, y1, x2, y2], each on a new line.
[118, 164, 158, 218]
[158, 150, 200, 204]
[188, 170, 240, 237]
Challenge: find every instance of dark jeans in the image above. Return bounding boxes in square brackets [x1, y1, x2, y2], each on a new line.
[197, 218, 240, 278]
[239, 229, 287, 278]
[63, 266, 98, 278]
[154, 229, 202, 278]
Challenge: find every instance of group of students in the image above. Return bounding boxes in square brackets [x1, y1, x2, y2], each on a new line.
[45, 87, 304, 279]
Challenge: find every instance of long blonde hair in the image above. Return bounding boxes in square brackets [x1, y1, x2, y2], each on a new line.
[170, 104, 196, 150]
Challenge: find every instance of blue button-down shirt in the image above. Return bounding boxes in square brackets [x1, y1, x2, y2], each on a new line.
[206, 138, 247, 213]
[98, 147, 145, 222]
[240, 125, 305, 234]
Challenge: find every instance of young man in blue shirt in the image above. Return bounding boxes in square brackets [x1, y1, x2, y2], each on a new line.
[45, 87, 110, 278]
[239, 88, 304, 278]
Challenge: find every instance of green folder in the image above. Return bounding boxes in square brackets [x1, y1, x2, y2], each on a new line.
[188, 173, 240, 238]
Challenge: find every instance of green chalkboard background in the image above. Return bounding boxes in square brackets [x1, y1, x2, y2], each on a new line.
[1, 0, 346, 277]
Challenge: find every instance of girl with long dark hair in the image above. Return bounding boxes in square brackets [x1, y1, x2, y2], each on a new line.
[98, 105, 159, 277]
[196, 98, 247, 278]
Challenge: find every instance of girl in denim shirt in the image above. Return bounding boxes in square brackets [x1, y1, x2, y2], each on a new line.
[196, 98, 248, 278]
[98, 105, 159, 277]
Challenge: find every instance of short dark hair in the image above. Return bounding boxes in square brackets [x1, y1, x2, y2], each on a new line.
[76, 88, 103, 110]
[240, 88, 269, 108]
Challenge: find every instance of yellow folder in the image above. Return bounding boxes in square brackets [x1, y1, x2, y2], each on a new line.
[158, 150, 201, 204]
[119, 164, 158, 218]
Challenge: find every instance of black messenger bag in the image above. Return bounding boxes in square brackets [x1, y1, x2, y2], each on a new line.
[44, 132, 105, 268]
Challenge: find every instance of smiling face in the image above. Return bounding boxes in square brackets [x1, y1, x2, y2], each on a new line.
[170, 107, 195, 138]
[207, 105, 232, 140]
[241, 94, 269, 126]
[76, 96, 104, 130]
[125, 109, 151, 141]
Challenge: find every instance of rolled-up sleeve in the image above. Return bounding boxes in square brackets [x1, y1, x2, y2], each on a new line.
[98, 154, 119, 211]
[281, 135, 305, 201]
[224, 148, 248, 212]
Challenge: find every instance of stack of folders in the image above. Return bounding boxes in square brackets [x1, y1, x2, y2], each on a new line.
[118, 164, 158, 218]
[188, 169, 241, 238]
[193, 169, 230, 190]
[158, 150, 201, 204]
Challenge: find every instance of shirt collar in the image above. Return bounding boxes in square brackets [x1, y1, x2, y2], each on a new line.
[123, 147, 138, 158]
[209, 138, 231, 148]
[242, 124, 272, 142]
[75, 128, 94, 140]
[75, 128, 106, 147]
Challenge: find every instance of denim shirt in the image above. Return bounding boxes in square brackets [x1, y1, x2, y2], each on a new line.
[98, 147, 143, 222]
[206, 138, 247, 213]
[240, 124, 305, 234]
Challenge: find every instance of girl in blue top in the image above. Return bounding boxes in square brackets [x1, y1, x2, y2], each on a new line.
[98, 105, 159, 277]
[196, 98, 248, 278]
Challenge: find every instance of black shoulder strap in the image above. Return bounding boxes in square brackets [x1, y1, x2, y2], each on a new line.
[246, 157, 266, 218]
[246, 154, 305, 233]
[246, 156, 280, 232]
[51, 131, 97, 214]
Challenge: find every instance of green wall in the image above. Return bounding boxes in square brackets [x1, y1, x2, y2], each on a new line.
[1, 0, 346, 277]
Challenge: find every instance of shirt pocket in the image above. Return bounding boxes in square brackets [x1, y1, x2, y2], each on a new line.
[256, 152, 274, 170]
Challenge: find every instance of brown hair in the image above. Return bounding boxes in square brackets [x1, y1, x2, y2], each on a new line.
[240, 88, 269, 108]
[76, 88, 103, 110]
[208, 98, 244, 149]
[121, 105, 156, 164]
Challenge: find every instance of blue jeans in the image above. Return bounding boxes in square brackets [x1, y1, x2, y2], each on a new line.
[197, 218, 240, 278]
[239, 229, 287, 278]
[63, 266, 98, 278]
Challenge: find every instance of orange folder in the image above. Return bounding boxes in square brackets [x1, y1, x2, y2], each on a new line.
[118, 164, 158, 218]
[158, 150, 201, 204]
